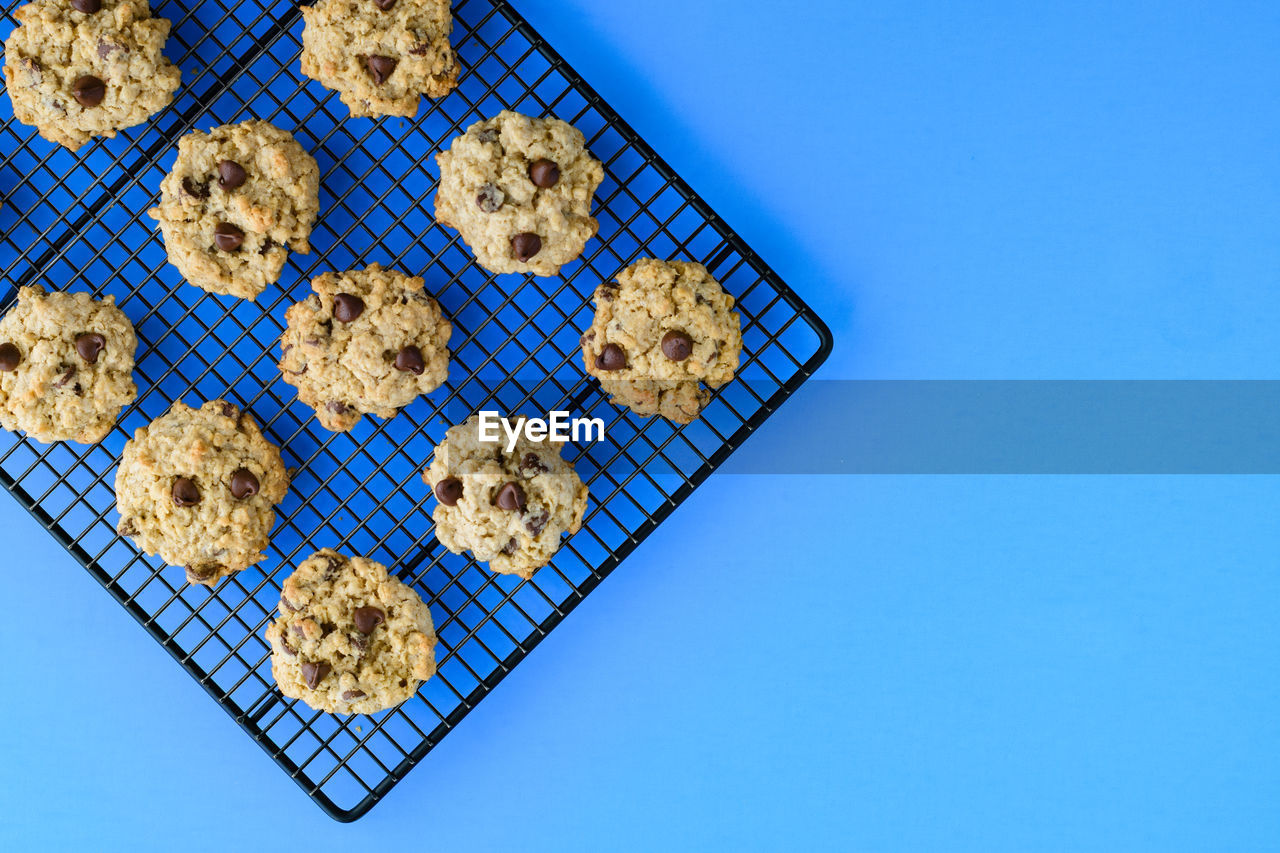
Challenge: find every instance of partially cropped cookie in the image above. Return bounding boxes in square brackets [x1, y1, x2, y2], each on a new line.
[2, 0, 181, 150]
[266, 549, 437, 715]
[148, 121, 320, 300]
[435, 111, 605, 276]
[0, 285, 136, 443]
[582, 259, 742, 424]
[115, 399, 289, 586]
[423, 414, 589, 578]
[300, 0, 459, 118]
[279, 264, 451, 432]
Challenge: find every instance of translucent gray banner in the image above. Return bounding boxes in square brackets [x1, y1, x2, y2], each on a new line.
[720, 381, 1280, 474]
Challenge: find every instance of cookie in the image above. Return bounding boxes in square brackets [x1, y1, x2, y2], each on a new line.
[266, 549, 437, 715]
[279, 264, 451, 432]
[147, 121, 320, 300]
[0, 285, 136, 443]
[423, 413, 589, 578]
[434, 111, 605, 276]
[581, 259, 742, 424]
[300, 0, 458, 118]
[2, 0, 181, 151]
[114, 399, 290, 585]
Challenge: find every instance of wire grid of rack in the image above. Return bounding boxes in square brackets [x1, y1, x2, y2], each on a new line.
[0, 0, 831, 821]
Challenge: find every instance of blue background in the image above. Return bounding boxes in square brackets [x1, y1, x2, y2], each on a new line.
[3, 0, 1278, 849]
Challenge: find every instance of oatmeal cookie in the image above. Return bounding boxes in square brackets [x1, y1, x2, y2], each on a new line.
[266, 549, 437, 715]
[2, 0, 181, 150]
[300, 0, 458, 118]
[0, 285, 136, 443]
[114, 399, 289, 585]
[434, 111, 604, 276]
[423, 413, 589, 578]
[148, 121, 320, 300]
[581, 259, 742, 423]
[279, 264, 451, 432]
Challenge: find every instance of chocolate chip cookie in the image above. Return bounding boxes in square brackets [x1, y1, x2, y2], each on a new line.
[434, 111, 605, 276]
[2, 0, 181, 150]
[148, 121, 320, 300]
[581, 259, 742, 424]
[0, 285, 136, 443]
[423, 413, 589, 579]
[265, 549, 437, 715]
[300, 0, 459, 118]
[115, 399, 290, 586]
[279, 264, 451, 432]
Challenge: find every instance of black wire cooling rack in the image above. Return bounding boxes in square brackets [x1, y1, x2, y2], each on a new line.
[0, 0, 831, 821]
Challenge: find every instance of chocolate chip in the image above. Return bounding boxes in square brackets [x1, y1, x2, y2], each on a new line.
[333, 293, 364, 323]
[525, 509, 549, 536]
[494, 481, 526, 512]
[511, 232, 541, 262]
[409, 42, 431, 56]
[220, 401, 237, 418]
[320, 621, 336, 637]
[292, 623, 306, 638]
[342, 689, 366, 699]
[353, 606, 385, 634]
[327, 401, 348, 414]
[213, 222, 244, 252]
[394, 345, 424, 375]
[372, 0, 395, 9]
[0, 343, 20, 372]
[118, 517, 137, 537]
[502, 537, 519, 555]
[434, 476, 462, 506]
[54, 365, 76, 387]
[595, 343, 626, 371]
[75, 332, 105, 363]
[398, 679, 408, 687]
[217, 160, 246, 191]
[475, 128, 498, 144]
[171, 477, 200, 507]
[229, 468, 259, 499]
[349, 633, 368, 653]
[186, 564, 219, 582]
[475, 183, 504, 213]
[520, 452, 547, 474]
[97, 39, 120, 59]
[366, 55, 397, 84]
[281, 597, 299, 612]
[182, 177, 209, 199]
[280, 639, 297, 657]
[71, 0, 101, 13]
[528, 158, 560, 188]
[259, 237, 277, 255]
[661, 330, 693, 362]
[72, 75, 105, 108]
[301, 661, 331, 689]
